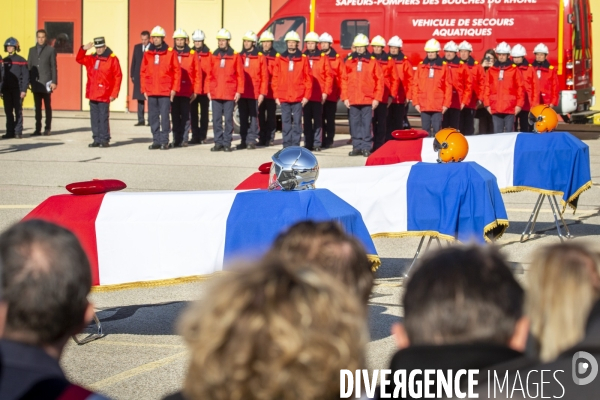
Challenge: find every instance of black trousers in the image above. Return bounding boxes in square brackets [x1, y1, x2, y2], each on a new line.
[459, 108, 475, 136]
[33, 92, 52, 132]
[349, 105, 372, 151]
[238, 98, 259, 145]
[386, 103, 405, 141]
[442, 108, 461, 129]
[259, 98, 277, 144]
[372, 103, 387, 151]
[3, 89, 23, 134]
[303, 101, 323, 149]
[148, 96, 171, 145]
[190, 94, 210, 141]
[475, 108, 495, 134]
[171, 96, 191, 145]
[322, 100, 336, 147]
[137, 100, 145, 123]
[89, 100, 110, 143]
[515, 110, 533, 132]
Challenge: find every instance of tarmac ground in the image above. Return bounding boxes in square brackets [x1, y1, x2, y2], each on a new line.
[0, 109, 599, 399]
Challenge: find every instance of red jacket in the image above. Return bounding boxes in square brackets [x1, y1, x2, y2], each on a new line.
[463, 57, 485, 110]
[516, 60, 540, 112]
[261, 47, 278, 99]
[411, 57, 452, 112]
[532, 60, 559, 106]
[341, 52, 384, 106]
[324, 48, 343, 102]
[304, 50, 332, 102]
[194, 44, 211, 95]
[483, 61, 525, 114]
[272, 51, 312, 103]
[76, 46, 122, 103]
[390, 52, 413, 104]
[206, 47, 244, 101]
[175, 46, 201, 97]
[240, 48, 268, 99]
[373, 52, 399, 103]
[140, 44, 181, 96]
[445, 58, 472, 109]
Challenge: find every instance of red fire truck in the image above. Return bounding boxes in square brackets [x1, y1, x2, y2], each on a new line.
[258, 0, 594, 122]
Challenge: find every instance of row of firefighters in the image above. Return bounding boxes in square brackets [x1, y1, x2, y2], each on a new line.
[1, 26, 560, 155]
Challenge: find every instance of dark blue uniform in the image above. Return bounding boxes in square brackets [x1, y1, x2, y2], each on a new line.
[2, 53, 29, 138]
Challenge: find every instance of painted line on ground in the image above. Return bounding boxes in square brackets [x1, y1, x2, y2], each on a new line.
[89, 351, 187, 390]
[87, 340, 185, 349]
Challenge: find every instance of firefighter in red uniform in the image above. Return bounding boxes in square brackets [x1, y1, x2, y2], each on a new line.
[411, 39, 452, 136]
[190, 30, 211, 144]
[442, 41, 471, 130]
[237, 31, 267, 150]
[303, 32, 332, 152]
[76, 37, 122, 148]
[457, 41, 484, 136]
[170, 29, 201, 148]
[483, 42, 525, 133]
[207, 29, 244, 152]
[511, 44, 539, 132]
[272, 31, 312, 148]
[341, 34, 383, 157]
[257, 31, 277, 147]
[141, 26, 181, 150]
[532, 43, 559, 107]
[319, 32, 342, 149]
[387, 35, 413, 138]
[370, 35, 398, 151]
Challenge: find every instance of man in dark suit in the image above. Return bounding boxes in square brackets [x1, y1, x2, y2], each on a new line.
[27, 29, 57, 136]
[130, 31, 150, 126]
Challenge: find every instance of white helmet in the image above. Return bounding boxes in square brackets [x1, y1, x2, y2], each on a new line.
[284, 31, 301, 42]
[150, 26, 166, 37]
[533, 43, 549, 54]
[242, 30, 257, 42]
[191, 30, 205, 41]
[370, 35, 386, 47]
[387, 36, 403, 48]
[424, 38, 441, 52]
[319, 32, 333, 43]
[458, 40, 472, 52]
[304, 31, 320, 42]
[443, 41, 459, 52]
[495, 41, 511, 54]
[216, 28, 232, 40]
[352, 34, 369, 47]
[172, 29, 188, 39]
[259, 31, 274, 42]
[511, 44, 527, 57]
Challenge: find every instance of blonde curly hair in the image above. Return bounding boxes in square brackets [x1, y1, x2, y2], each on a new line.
[179, 259, 368, 400]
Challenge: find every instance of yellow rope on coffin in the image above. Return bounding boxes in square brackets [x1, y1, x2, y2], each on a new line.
[367, 254, 381, 272]
[483, 219, 509, 243]
[91, 273, 218, 293]
[501, 180, 593, 214]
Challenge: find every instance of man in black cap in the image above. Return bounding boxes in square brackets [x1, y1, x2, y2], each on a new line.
[2, 37, 29, 139]
[76, 37, 122, 147]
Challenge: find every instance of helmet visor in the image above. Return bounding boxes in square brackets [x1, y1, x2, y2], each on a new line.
[268, 162, 297, 191]
[528, 112, 540, 127]
[433, 138, 448, 152]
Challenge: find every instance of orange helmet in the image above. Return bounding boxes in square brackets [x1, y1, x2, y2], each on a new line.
[434, 128, 469, 163]
[528, 104, 558, 133]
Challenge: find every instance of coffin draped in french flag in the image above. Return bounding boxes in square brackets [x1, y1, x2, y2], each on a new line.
[365, 131, 592, 211]
[24, 188, 379, 287]
[237, 161, 509, 245]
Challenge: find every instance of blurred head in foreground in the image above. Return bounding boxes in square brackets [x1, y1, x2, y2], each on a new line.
[527, 242, 600, 362]
[179, 259, 368, 400]
[267, 220, 374, 305]
[393, 245, 528, 351]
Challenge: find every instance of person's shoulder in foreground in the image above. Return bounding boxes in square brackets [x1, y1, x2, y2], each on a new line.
[0, 220, 111, 400]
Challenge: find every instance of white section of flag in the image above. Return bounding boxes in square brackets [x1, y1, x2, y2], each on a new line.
[421, 132, 519, 189]
[95, 191, 239, 285]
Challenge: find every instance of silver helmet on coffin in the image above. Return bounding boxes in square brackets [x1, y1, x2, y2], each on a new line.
[269, 147, 319, 191]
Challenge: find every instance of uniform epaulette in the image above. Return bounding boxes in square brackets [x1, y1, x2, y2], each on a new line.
[233, 51, 238, 54]
[512, 64, 517, 67]
[168, 47, 173, 51]
[419, 61, 423, 64]
[276, 53, 280, 57]
[388, 56, 392, 60]
[370, 56, 375, 60]
[302, 54, 306, 57]
[190, 50, 195, 54]
[474, 61, 479, 64]
[320, 53, 325, 57]
[404, 56, 407, 59]
[110, 53, 116, 57]
[550, 65, 554, 69]
[258, 52, 263, 56]
[347, 56, 352, 60]
[336, 53, 340, 58]
[442, 61, 447, 64]
[459, 60, 464, 64]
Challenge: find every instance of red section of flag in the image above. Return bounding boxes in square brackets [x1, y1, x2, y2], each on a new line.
[365, 138, 424, 166]
[235, 173, 270, 190]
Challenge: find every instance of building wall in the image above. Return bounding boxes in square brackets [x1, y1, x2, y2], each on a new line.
[0, 0, 37, 109]
[223, 0, 270, 52]
[82, 0, 128, 112]
[175, 0, 223, 52]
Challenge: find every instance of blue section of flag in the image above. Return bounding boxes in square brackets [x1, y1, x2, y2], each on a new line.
[223, 189, 378, 265]
[513, 132, 591, 205]
[407, 162, 508, 243]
